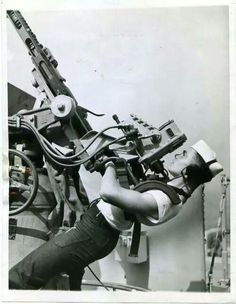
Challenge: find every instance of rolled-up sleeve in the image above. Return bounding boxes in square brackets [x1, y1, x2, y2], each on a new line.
[136, 190, 182, 226]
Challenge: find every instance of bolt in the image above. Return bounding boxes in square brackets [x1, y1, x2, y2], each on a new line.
[32, 79, 38, 88]
[57, 103, 65, 112]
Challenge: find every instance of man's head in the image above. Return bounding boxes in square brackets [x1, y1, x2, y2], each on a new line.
[168, 140, 223, 183]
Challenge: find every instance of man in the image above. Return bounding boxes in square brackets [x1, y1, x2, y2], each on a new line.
[9, 140, 223, 290]
[98, 139, 223, 228]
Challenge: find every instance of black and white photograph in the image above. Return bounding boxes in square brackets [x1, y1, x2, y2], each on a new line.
[1, 1, 235, 303]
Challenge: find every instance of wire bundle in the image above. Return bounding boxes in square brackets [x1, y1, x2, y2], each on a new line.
[8, 117, 127, 168]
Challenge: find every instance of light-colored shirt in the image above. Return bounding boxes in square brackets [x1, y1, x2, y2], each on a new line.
[97, 200, 133, 231]
[135, 190, 182, 226]
[97, 190, 182, 231]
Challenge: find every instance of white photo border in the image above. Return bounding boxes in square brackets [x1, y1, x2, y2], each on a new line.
[1, 1, 236, 303]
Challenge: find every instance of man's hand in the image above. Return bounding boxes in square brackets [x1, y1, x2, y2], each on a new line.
[100, 162, 119, 202]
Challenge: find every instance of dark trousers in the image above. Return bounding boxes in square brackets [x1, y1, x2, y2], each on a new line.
[9, 205, 120, 290]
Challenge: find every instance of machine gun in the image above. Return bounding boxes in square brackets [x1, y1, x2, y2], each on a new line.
[7, 11, 187, 222]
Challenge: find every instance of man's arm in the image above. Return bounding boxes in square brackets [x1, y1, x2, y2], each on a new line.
[99, 164, 158, 216]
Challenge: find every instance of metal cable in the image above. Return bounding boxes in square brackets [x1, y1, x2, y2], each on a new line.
[9, 118, 127, 167]
[87, 265, 109, 291]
